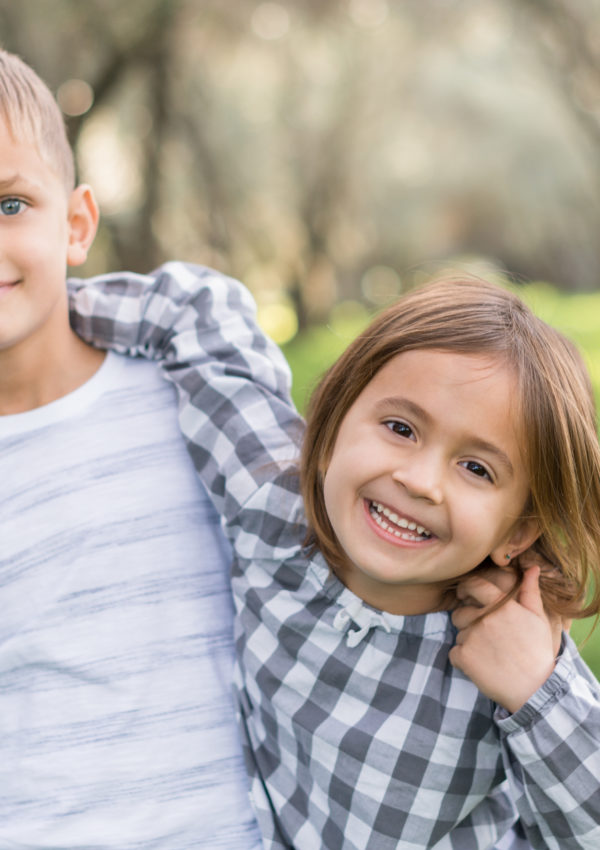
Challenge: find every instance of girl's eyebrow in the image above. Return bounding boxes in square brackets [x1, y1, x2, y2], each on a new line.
[374, 396, 432, 423]
[467, 437, 514, 476]
[373, 396, 515, 476]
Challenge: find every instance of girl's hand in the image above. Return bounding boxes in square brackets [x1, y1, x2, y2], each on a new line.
[449, 566, 559, 714]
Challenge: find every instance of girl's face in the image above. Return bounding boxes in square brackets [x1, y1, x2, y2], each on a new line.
[322, 349, 539, 615]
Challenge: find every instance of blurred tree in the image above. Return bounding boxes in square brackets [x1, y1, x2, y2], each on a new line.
[506, 0, 600, 288]
[1, 0, 600, 325]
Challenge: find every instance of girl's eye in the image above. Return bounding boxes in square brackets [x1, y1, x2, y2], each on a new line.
[0, 198, 24, 216]
[461, 460, 492, 481]
[384, 420, 415, 440]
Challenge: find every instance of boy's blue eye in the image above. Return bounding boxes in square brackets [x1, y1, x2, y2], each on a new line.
[0, 198, 23, 215]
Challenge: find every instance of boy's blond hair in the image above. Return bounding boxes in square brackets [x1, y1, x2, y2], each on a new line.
[0, 49, 75, 192]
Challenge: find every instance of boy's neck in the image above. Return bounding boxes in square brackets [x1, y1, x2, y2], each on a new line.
[0, 328, 105, 415]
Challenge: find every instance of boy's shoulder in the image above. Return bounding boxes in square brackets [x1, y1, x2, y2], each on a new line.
[0, 351, 172, 440]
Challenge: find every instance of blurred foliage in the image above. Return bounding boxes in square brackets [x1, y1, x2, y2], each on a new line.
[283, 279, 600, 680]
[2, 0, 600, 336]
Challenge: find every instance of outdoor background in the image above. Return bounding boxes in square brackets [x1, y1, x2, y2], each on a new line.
[2, 0, 600, 676]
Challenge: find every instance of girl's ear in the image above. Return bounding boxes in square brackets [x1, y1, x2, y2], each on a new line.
[489, 517, 540, 566]
[66, 184, 99, 267]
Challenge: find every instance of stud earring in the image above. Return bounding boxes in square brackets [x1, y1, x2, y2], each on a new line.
[505, 553, 511, 561]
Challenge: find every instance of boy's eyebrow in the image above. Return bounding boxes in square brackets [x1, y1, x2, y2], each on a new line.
[0, 172, 37, 191]
[374, 396, 515, 475]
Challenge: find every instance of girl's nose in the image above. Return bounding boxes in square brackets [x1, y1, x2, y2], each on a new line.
[391, 454, 444, 505]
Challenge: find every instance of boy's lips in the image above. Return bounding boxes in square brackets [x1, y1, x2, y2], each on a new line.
[366, 499, 435, 541]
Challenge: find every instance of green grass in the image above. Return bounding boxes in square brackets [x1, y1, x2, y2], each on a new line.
[282, 284, 600, 680]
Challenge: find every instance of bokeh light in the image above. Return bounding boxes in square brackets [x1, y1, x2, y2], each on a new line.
[57, 79, 94, 116]
[257, 298, 299, 344]
[251, 3, 290, 41]
[348, 0, 389, 29]
[360, 265, 402, 305]
[77, 110, 143, 214]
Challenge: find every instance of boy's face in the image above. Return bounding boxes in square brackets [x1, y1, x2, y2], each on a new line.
[0, 119, 91, 355]
[322, 349, 539, 615]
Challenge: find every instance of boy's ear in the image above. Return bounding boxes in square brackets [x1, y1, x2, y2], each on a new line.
[66, 184, 99, 267]
[489, 517, 540, 566]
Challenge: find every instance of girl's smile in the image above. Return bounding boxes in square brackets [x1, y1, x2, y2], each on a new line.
[366, 499, 434, 543]
[322, 349, 540, 615]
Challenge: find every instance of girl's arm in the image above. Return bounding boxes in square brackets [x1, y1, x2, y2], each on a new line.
[68, 261, 305, 554]
[496, 636, 600, 849]
[451, 572, 600, 848]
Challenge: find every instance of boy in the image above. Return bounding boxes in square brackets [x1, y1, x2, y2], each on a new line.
[0, 49, 263, 848]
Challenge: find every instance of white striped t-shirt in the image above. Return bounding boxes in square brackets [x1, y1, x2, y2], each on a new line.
[0, 351, 262, 849]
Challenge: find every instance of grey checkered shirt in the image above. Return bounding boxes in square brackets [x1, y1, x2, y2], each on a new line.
[68, 262, 600, 850]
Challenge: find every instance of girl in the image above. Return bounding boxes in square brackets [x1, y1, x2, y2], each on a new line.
[69, 264, 600, 849]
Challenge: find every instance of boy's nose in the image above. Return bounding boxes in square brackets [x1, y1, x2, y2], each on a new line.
[391, 454, 444, 505]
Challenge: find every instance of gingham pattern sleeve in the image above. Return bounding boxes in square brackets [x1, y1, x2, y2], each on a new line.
[68, 261, 306, 557]
[495, 634, 600, 849]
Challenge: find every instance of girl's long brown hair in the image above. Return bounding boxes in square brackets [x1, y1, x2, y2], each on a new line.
[300, 277, 600, 619]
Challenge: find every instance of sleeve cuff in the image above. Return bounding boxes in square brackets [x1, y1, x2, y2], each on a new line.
[494, 633, 573, 732]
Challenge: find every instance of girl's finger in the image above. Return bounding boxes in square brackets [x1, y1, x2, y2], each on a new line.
[453, 627, 467, 645]
[455, 575, 505, 608]
[476, 565, 517, 595]
[517, 565, 544, 617]
[451, 604, 483, 630]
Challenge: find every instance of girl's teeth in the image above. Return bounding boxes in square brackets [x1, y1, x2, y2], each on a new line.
[370, 501, 431, 539]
